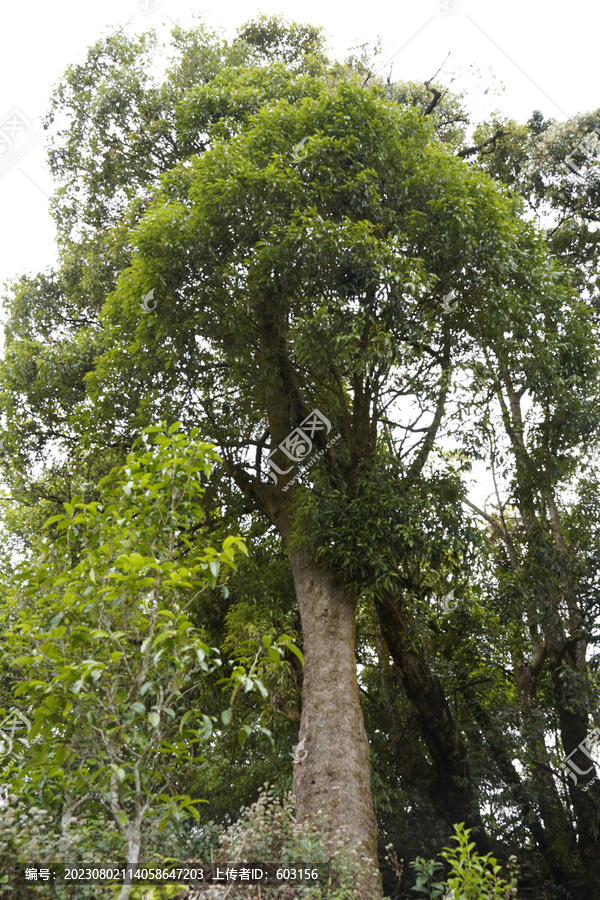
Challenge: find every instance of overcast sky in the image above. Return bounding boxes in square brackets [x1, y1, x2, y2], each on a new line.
[1, 0, 597, 302]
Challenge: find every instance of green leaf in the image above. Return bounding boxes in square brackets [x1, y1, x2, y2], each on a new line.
[238, 724, 252, 747]
[179, 710, 193, 733]
[254, 678, 268, 699]
[44, 514, 66, 528]
[200, 714, 213, 739]
[279, 638, 304, 665]
[109, 764, 126, 783]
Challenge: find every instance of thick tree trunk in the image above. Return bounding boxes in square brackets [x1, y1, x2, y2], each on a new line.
[374, 591, 491, 855]
[554, 704, 600, 899]
[287, 546, 383, 899]
[464, 685, 583, 891]
[232, 361, 384, 896]
[547, 634, 600, 898]
[495, 386, 600, 895]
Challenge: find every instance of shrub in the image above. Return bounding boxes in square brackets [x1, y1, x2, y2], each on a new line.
[410, 823, 518, 900]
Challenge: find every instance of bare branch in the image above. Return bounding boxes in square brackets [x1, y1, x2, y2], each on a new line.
[457, 128, 509, 159]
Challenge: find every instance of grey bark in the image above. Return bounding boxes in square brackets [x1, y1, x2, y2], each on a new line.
[288, 546, 382, 899]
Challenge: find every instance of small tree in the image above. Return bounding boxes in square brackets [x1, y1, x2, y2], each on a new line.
[410, 823, 518, 899]
[0, 424, 297, 899]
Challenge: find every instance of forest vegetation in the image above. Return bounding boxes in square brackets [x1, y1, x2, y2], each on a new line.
[1, 14, 600, 900]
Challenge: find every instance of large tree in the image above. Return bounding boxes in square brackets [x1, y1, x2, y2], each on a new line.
[80, 72, 598, 892]
[2, 17, 600, 899]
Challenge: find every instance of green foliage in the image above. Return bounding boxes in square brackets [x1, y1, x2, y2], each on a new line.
[1, 12, 600, 899]
[0, 424, 297, 884]
[410, 824, 518, 899]
[236, 13, 329, 74]
[160, 786, 386, 899]
[0, 788, 226, 899]
[292, 457, 482, 604]
[0, 793, 120, 899]
[410, 856, 446, 899]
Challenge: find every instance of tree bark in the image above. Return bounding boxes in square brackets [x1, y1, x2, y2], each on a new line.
[225, 333, 384, 895]
[494, 379, 600, 895]
[287, 546, 382, 899]
[464, 684, 582, 890]
[374, 590, 491, 855]
[548, 635, 600, 897]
